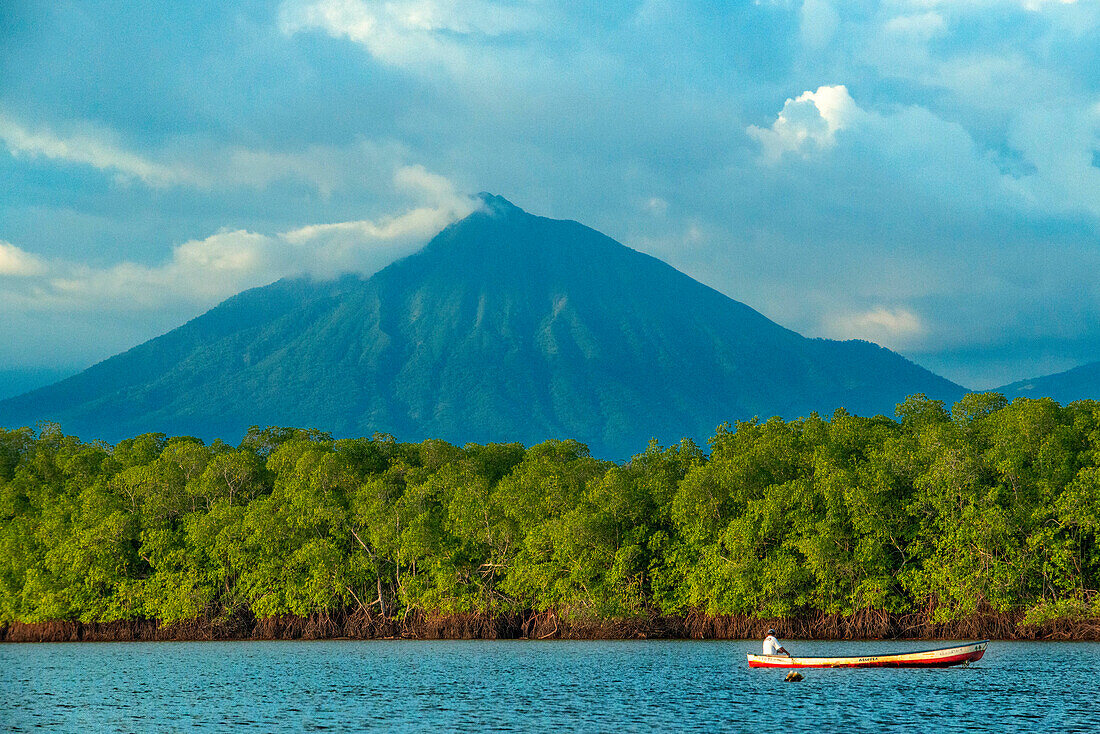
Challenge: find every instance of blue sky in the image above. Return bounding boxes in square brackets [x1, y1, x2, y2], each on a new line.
[1, 0, 1098, 389]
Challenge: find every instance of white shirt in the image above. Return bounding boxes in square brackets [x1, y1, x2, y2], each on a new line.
[763, 635, 782, 655]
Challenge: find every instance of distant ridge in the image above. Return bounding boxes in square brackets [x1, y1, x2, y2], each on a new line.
[997, 360, 1100, 404]
[0, 194, 966, 458]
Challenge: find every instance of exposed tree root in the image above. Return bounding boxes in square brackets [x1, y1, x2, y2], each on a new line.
[3, 607, 1099, 643]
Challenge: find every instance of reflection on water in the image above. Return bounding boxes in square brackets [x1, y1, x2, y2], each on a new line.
[2, 639, 1098, 732]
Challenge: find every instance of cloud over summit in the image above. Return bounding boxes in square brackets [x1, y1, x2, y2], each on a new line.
[0, 163, 476, 366]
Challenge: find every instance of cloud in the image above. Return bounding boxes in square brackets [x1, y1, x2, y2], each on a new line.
[747, 83, 1029, 213]
[199, 140, 460, 198]
[37, 230, 281, 311]
[0, 162, 475, 369]
[1005, 103, 1100, 218]
[0, 241, 46, 277]
[278, 0, 539, 71]
[0, 112, 191, 187]
[5, 0, 1100, 389]
[883, 12, 946, 40]
[749, 82, 1100, 225]
[0, 110, 430, 197]
[394, 163, 463, 202]
[0, 172, 476, 314]
[891, 0, 1077, 11]
[280, 191, 476, 279]
[747, 85, 859, 162]
[1019, 0, 1078, 10]
[800, 0, 840, 49]
[212, 142, 405, 195]
[644, 197, 668, 216]
[854, 0, 1096, 121]
[825, 307, 927, 350]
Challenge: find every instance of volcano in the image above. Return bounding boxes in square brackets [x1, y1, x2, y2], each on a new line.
[0, 195, 966, 457]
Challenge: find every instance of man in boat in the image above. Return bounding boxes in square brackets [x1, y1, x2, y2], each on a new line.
[763, 629, 789, 656]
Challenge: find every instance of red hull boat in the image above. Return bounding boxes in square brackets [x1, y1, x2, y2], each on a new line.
[747, 640, 988, 668]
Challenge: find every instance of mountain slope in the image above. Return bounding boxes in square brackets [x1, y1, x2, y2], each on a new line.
[0, 368, 75, 402]
[997, 360, 1100, 404]
[0, 195, 966, 457]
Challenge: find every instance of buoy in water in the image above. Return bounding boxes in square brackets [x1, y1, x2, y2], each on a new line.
[784, 672, 803, 682]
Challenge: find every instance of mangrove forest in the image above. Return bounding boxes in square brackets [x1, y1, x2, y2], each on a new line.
[2, 393, 1099, 641]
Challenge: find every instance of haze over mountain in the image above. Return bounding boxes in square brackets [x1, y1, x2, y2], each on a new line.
[996, 361, 1100, 405]
[0, 368, 75, 402]
[0, 195, 966, 458]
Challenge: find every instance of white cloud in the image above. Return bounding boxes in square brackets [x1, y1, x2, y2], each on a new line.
[747, 85, 860, 162]
[748, 83, 1033, 213]
[0, 110, 433, 197]
[278, 0, 539, 71]
[281, 193, 476, 278]
[826, 306, 927, 349]
[730, 77, 1100, 381]
[0, 241, 46, 277]
[0, 170, 476, 313]
[38, 231, 282, 310]
[393, 163, 463, 202]
[856, 0, 1094, 117]
[0, 112, 192, 187]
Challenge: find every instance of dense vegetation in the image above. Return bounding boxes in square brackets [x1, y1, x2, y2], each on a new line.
[2, 393, 1098, 632]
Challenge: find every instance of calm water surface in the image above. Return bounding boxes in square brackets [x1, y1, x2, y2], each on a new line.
[2, 639, 1097, 732]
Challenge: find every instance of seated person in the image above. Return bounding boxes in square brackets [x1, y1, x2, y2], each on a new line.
[763, 629, 789, 656]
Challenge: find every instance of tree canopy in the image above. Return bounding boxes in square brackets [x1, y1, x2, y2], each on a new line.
[2, 395, 1098, 627]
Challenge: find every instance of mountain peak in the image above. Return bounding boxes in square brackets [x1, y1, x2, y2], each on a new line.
[475, 192, 525, 218]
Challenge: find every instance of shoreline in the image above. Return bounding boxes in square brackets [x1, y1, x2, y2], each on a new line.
[4, 609, 1099, 643]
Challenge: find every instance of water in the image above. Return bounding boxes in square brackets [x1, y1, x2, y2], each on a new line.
[2, 639, 1097, 732]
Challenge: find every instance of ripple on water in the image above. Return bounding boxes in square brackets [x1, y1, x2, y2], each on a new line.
[2, 640, 1099, 732]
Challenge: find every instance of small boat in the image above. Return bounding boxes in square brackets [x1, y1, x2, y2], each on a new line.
[747, 640, 988, 668]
